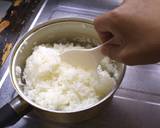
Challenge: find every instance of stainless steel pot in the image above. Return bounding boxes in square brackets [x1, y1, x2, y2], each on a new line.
[0, 18, 126, 127]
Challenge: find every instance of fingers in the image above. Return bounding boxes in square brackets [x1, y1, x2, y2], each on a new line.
[102, 44, 122, 62]
[94, 0, 130, 63]
[101, 37, 124, 62]
[94, 0, 128, 43]
[94, 13, 116, 36]
[97, 32, 113, 43]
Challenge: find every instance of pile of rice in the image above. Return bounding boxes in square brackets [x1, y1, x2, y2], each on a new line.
[22, 43, 119, 111]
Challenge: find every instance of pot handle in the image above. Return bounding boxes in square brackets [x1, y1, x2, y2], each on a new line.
[0, 96, 33, 127]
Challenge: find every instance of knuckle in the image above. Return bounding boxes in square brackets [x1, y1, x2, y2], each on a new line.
[94, 10, 123, 32]
[107, 10, 123, 29]
[108, 10, 121, 21]
[108, 10, 119, 19]
[94, 16, 103, 30]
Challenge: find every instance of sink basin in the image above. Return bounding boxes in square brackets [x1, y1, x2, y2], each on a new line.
[1, 0, 160, 128]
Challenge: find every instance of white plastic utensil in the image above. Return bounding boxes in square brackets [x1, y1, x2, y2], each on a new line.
[60, 43, 107, 70]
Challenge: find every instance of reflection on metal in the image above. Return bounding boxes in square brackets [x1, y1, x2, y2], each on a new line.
[0, 67, 9, 88]
[114, 95, 160, 107]
[10, 96, 31, 114]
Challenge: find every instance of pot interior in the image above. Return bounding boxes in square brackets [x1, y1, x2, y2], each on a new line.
[11, 18, 125, 113]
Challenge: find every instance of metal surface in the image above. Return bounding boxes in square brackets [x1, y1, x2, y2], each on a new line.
[0, 0, 160, 127]
[0, 1, 11, 20]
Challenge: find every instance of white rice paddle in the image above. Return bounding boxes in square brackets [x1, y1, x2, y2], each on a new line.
[60, 43, 107, 70]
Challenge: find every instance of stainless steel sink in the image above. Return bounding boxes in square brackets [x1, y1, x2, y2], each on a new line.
[0, 1, 11, 21]
[1, 0, 160, 127]
[36, 0, 122, 24]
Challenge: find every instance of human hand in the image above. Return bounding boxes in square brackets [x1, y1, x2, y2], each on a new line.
[94, 0, 160, 65]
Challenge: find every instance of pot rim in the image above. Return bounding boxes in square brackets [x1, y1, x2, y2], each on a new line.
[10, 17, 126, 114]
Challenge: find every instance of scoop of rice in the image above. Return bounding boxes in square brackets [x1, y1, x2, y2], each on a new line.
[22, 43, 119, 111]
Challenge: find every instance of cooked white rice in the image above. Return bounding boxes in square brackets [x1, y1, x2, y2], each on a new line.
[22, 43, 119, 111]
